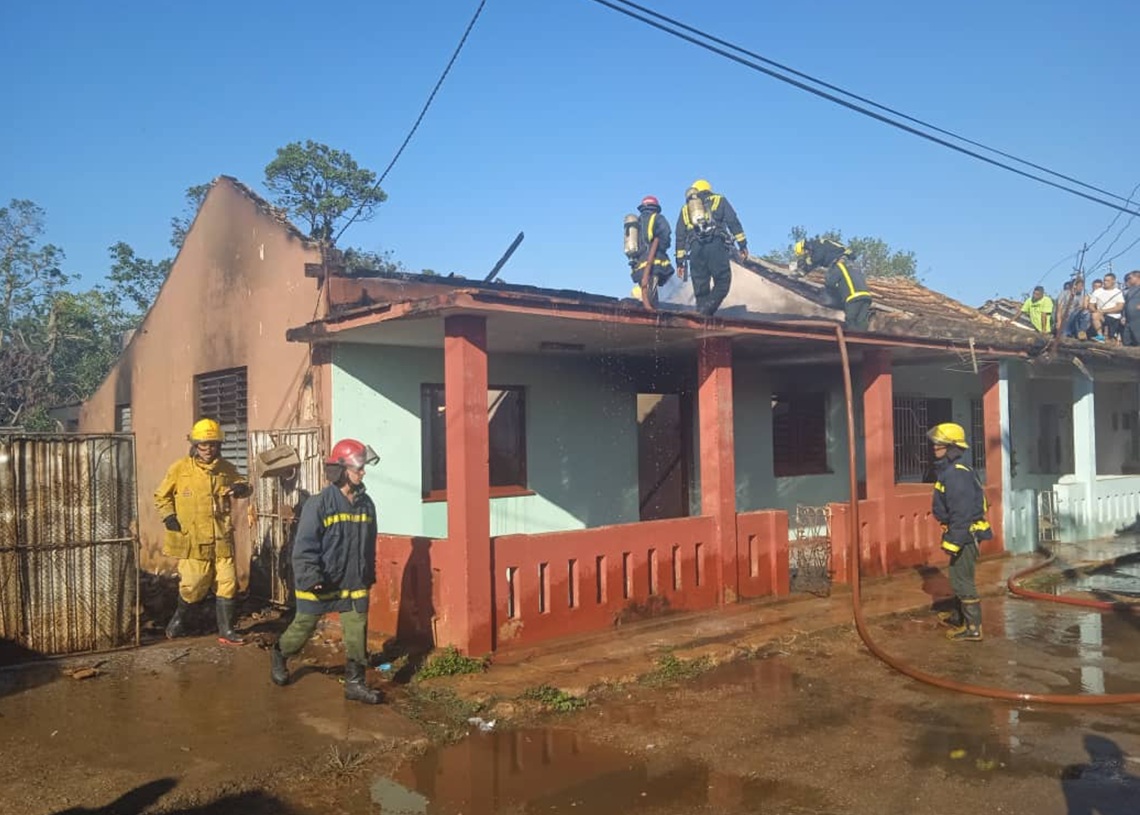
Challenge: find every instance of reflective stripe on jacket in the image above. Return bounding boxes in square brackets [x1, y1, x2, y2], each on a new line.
[675, 193, 746, 263]
[932, 456, 992, 554]
[292, 483, 378, 614]
[155, 456, 247, 560]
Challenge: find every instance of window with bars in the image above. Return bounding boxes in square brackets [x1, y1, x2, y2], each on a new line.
[114, 404, 132, 433]
[970, 397, 986, 472]
[893, 396, 953, 482]
[194, 367, 249, 475]
[772, 392, 830, 476]
[421, 384, 527, 498]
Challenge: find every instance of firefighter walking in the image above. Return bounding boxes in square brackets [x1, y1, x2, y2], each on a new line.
[624, 195, 675, 308]
[794, 236, 873, 330]
[270, 438, 383, 704]
[674, 179, 748, 316]
[155, 418, 252, 644]
[928, 422, 991, 642]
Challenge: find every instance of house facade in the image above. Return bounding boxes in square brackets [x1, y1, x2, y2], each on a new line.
[78, 177, 1140, 655]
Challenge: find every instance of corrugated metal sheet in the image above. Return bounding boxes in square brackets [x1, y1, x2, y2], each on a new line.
[248, 428, 322, 606]
[0, 433, 138, 655]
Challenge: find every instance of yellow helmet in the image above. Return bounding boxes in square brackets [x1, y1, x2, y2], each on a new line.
[691, 179, 712, 193]
[927, 422, 968, 449]
[190, 418, 224, 443]
[793, 240, 806, 257]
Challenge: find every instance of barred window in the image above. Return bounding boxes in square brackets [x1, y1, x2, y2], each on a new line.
[970, 397, 986, 472]
[894, 396, 952, 482]
[194, 367, 248, 475]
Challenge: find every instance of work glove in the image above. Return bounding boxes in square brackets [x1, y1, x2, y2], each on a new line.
[227, 483, 252, 499]
[738, 243, 749, 258]
[677, 263, 687, 281]
[163, 514, 182, 533]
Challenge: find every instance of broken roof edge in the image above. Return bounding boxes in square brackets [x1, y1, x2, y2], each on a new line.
[287, 286, 1037, 359]
[213, 175, 318, 247]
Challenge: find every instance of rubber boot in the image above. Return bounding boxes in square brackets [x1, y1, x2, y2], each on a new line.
[343, 660, 383, 705]
[165, 598, 192, 639]
[270, 644, 290, 686]
[937, 598, 964, 629]
[215, 597, 246, 646]
[947, 598, 983, 642]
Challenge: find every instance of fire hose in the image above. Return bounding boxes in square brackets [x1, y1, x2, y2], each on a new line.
[834, 325, 1140, 705]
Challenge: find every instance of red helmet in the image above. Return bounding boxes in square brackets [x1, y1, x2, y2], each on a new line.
[639, 195, 660, 211]
[326, 438, 379, 470]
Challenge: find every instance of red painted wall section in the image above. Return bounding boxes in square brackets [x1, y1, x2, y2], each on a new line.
[443, 315, 493, 655]
[492, 516, 718, 650]
[736, 510, 790, 599]
[698, 337, 739, 604]
[370, 534, 446, 649]
[980, 363, 1004, 556]
[862, 349, 895, 502]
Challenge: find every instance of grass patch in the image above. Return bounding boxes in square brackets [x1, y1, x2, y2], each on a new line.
[520, 684, 587, 713]
[414, 646, 489, 680]
[324, 744, 369, 779]
[396, 685, 486, 741]
[640, 653, 713, 686]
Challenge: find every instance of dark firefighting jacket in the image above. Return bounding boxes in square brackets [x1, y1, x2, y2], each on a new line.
[931, 455, 992, 555]
[802, 239, 871, 306]
[675, 193, 746, 267]
[635, 208, 673, 274]
[292, 483, 377, 614]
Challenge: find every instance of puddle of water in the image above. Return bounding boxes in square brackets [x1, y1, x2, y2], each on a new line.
[377, 727, 826, 815]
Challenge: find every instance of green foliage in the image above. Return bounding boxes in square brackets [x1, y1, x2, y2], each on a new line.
[414, 646, 489, 680]
[398, 685, 484, 741]
[641, 653, 713, 686]
[520, 685, 587, 712]
[341, 246, 406, 276]
[106, 242, 172, 315]
[169, 183, 211, 251]
[264, 141, 387, 243]
[765, 226, 919, 279]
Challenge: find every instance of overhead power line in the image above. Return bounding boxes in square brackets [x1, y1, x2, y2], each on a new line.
[336, 0, 489, 243]
[586, 0, 1140, 219]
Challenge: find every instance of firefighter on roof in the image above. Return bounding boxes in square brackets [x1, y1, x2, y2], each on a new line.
[928, 422, 992, 642]
[794, 236, 873, 330]
[674, 179, 748, 316]
[624, 195, 675, 306]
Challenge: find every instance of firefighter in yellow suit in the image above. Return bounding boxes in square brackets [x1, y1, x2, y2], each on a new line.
[155, 418, 252, 644]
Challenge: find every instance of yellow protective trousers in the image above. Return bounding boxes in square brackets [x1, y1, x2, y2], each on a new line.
[177, 556, 237, 602]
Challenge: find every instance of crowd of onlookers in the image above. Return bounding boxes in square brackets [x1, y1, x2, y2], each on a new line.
[1020, 269, 1140, 347]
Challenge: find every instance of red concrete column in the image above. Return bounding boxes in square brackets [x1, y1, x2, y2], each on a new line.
[981, 363, 1004, 555]
[444, 315, 493, 654]
[862, 348, 895, 500]
[698, 336, 739, 603]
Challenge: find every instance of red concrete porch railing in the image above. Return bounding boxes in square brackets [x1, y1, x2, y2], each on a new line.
[735, 510, 791, 600]
[370, 534, 447, 650]
[492, 516, 718, 650]
[829, 485, 1003, 585]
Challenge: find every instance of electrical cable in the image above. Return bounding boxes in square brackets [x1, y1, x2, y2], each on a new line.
[335, 0, 489, 243]
[586, 0, 1140, 219]
[1085, 180, 1140, 258]
[609, 0, 1132, 207]
[1089, 231, 1140, 274]
[835, 326, 1140, 705]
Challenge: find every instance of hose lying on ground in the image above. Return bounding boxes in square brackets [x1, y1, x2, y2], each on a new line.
[834, 325, 1140, 705]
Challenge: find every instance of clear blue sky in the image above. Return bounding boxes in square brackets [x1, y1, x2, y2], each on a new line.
[3, 0, 1139, 306]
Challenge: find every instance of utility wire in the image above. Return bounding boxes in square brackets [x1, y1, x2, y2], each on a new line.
[1089, 216, 1139, 273]
[610, 0, 1133, 207]
[586, 0, 1140, 219]
[335, 0, 488, 244]
[1090, 231, 1140, 274]
[1034, 251, 1079, 289]
[1085, 179, 1140, 256]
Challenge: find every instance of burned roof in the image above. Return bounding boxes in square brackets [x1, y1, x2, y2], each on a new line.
[213, 175, 317, 246]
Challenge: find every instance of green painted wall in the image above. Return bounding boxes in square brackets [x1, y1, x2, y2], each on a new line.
[332, 344, 639, 537]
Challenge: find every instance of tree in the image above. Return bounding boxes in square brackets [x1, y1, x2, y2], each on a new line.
[341, 246, 405, 276]
[264, 141, 387, 243]
[765, 226, 919, 279]
[106, 242, 172, 316]
[169, 183, 211, 251]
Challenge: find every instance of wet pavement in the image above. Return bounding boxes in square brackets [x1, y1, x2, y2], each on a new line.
[4, 547, 1140, 814]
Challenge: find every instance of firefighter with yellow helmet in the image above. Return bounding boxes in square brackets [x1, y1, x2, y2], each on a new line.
[674, 179, 748, 316]
[154, 418, 252, 644]
[928, 422, 991, 642]
[793, 236, 873, 330]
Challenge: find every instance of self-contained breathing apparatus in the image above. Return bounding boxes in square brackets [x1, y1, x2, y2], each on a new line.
[623, 214, 641, 266]
[684, 187, 717, 239]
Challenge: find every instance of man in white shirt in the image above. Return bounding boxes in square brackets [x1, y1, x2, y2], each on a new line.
[1090, 272, 1125, 342]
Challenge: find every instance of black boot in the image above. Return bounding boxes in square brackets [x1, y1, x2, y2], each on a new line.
[937, 598, 964, 629]
[165, 598, 192, 639]
[270, 644, 290, 686]
[215, 597, 245, 646]
[947, 598, 983, 642]
[343, 660, 383, 705]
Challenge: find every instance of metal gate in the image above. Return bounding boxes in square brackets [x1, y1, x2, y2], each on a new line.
[0, 433, 138, 656]
[790, 504, 832, 596]
[248, 428, 322, 606]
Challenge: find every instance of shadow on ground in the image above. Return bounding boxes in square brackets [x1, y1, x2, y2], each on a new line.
[47, 777, 299, 815]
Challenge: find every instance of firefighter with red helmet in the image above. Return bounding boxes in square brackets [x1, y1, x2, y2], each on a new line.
[270, 438, 383, 704]
[625, 195, 675, 305]
[155, 418, 252, 644]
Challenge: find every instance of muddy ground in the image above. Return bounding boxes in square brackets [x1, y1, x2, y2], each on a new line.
[3, 581, 1140, 814]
